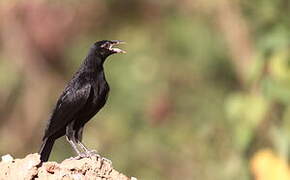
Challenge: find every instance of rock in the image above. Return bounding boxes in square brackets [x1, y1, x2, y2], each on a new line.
[0, 153, 135, 180]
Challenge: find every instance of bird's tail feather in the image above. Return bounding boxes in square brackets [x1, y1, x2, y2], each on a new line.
[39, 137, 55, 162]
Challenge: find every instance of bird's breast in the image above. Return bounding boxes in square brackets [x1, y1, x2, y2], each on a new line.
[92, 82, 109, 106]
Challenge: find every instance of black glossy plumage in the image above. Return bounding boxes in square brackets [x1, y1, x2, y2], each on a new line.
[39, 40, 125, 162]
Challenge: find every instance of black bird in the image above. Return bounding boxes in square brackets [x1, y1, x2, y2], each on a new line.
[39, 40, 126, 162]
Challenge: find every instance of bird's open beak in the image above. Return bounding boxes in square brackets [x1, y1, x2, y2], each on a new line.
[109, 40, 126, 53]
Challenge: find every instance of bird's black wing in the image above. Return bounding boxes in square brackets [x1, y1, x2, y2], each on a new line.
[43, 83, 92, 139]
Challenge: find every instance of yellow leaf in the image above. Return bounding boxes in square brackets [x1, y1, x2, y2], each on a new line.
[250, 149, 290, 180]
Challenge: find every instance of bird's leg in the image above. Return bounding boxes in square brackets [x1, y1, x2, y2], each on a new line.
[73, 126, 112, 165]
[77, 141, 101, 158]
[66, 122, 84, 157]
[75, 127, 112, 164]
[78, 141, 90, 152]
[79, 141, 112, 165]
[75, 127, 99, 157]
[75, 127, 91, 152]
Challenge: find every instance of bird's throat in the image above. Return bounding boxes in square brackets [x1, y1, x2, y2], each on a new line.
[83, 54, 105, 72]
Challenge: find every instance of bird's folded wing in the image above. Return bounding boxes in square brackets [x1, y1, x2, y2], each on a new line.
[43, 84, 92, 139]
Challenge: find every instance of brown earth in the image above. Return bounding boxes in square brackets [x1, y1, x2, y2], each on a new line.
[0, 153, 136, 180]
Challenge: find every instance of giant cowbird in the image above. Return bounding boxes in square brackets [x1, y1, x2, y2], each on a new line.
[39, 40, 126, 162]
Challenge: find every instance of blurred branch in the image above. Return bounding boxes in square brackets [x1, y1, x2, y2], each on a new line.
[245, 102, 286, 158]
[212, 1, 287, 156]
[214, 0, 254, 87]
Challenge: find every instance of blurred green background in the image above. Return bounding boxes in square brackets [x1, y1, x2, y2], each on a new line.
[0, 0, 289, 179]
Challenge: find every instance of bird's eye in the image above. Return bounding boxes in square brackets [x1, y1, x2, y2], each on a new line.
[100, 42, 110, 49]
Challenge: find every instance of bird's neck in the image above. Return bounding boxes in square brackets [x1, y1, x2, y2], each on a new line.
[82, 54, 105, 72]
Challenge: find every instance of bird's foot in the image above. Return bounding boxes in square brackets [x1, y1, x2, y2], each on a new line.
[86, 150, 112, 166]
[86, 150, 100, 158]
[79, 152, 90, 158]
[101, 157, 112, 166]
[71, 152, 90, 160]
[69, 155, 83, 160]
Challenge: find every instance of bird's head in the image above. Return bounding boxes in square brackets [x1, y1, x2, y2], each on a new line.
[94, 40, 126, 58]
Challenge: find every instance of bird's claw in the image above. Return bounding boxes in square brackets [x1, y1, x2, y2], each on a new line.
[69, 154, 84, 160]
[101, 157, 112, 166]
[85, 150, 112, 166]
[70, 152, 112, 167]
[80, 152, 90, 158]
[87, 150, 100, 157]
[71, 152, 90, 160]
